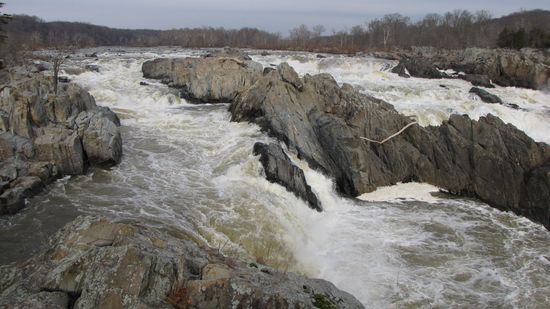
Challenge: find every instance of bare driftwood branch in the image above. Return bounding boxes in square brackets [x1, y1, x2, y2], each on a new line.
[360, 121, 418, 144]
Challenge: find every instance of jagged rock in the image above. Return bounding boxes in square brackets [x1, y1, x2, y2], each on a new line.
[253, 142, 321, 211]
[142, 56, 262, 103]
[261, 51, 270, 56]
[139, 81, 149, 86]
[278, 62, 304, 91]
[460, 74, 494, 88]
[143, 57, 550, 228]
[0, 70, 122, 215]
[391, 62, 410, 78]
[394, 57, 443, 79]
[0, 176, 44, 214]
[229, 63, 550, 229]
[204, 47, 252, 61]
[0, 216, 364, 309]
[469, 87, 503, 104]
[82, 112, 122, 165]
[34, 128, 85, 175]
[380, 47, 550, 90]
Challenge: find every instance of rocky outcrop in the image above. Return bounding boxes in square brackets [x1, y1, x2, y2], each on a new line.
[393, 57, 443, 79]
[390, 62, 410, 78]
[142, 53, 262, 103]
[230, 63, 550, 229]
[388, 47, 550, 90]
[469, 87, 503, 104]
[253, 142, 321, 211]
[459, 74, 494, 88]
[143, 56, 550, 229]
[0, 70, 122, 215]
[0, 216, 364, 309]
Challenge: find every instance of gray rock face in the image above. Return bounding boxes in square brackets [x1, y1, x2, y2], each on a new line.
[142, 55, 262, 103]
[0, 216, 364, 309]
[388, 47, 550, 90]
[395, 57, 443, 79]
[0, 70, 122, 215]
[143, 55, 550, 228]
[230, 63, 550, 229]
[469, 87, 503, 104]
[390, 62, 410, 78]
[253, 142, 321, 211]
[460, 74, 494, 88]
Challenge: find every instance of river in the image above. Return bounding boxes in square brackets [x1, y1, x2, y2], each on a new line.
[1, 48, 549, 308]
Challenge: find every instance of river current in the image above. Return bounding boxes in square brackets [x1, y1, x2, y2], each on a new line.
[1, 48, 549, 308]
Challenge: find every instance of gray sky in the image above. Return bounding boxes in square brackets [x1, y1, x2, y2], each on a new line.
[4, 0, 550, 34]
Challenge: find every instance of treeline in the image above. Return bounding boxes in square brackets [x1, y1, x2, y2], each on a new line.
[1, 9, 549, 61]
[497, 28, 550, 49]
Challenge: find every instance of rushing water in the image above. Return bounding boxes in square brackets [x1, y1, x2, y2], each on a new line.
[1, 48, 549, 308]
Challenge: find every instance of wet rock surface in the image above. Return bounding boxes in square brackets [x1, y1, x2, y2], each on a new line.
[387, 47, 550, 90]
[143, 54, 550, 229]
[142, 52, 262, 103]
[0, 216, 364, 309]
[230, 63, 550, 229]
[469, 87, 503, 104]
[0, 69, 122, 215]
[253, 142, 321, 211]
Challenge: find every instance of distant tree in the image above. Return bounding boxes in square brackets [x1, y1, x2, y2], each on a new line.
[289, 24, 311, 48]
[497, 28, 514, 48]
[512, 28, 528, 49]
[0, 2, 11, 44]
[529, 28, 550, 48]
[312, 25, 326, 37]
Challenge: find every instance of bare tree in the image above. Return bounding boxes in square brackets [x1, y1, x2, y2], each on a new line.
[49, 46, 74, 94]
[312, 24, 326, 37]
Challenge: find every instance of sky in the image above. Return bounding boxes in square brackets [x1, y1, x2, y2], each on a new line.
[4, 0, 550, 34]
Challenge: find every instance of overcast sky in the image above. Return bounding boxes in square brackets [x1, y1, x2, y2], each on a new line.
[4, 0, 550, 34]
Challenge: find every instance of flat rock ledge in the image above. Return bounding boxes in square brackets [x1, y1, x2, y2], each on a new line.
[0, 69, 122, 215]
[0, 216, 364, 309]
[142, 55, 550, 230]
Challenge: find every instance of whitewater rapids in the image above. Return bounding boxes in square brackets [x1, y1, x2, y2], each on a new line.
[0, 48, 549, 308]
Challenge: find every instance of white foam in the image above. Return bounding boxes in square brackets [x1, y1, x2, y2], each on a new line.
[54, 48, 550, 308]
[357, 182, 443, 204]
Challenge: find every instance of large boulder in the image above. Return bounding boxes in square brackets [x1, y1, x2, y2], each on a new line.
[0, 70, 122, 215]
[253, 142, 321, 211]
[142, 55, 262, 103]
[0, 216, 364, 309]
[230, 63, 550, 229]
